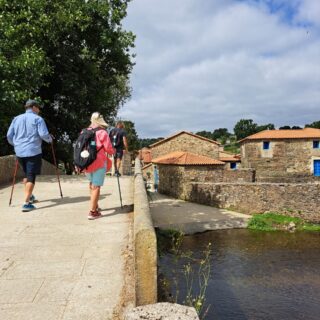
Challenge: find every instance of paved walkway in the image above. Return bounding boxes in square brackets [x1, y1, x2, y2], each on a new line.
[150, 193, 251, 234]
[0, 175, 134, 320]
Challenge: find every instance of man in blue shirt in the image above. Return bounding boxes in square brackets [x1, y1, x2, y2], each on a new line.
[7, 99, 52, 212]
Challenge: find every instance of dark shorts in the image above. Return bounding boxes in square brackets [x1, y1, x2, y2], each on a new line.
[114, 149, 124, 160]
[17, 154, 42, 183]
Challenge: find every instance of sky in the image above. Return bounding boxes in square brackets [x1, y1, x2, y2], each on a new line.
[119, 0, 320, 138]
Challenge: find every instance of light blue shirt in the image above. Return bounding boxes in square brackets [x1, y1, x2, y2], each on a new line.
[7, 109, 52, 157]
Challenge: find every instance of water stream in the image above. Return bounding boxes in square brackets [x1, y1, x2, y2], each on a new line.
[158, 229, 320, 320]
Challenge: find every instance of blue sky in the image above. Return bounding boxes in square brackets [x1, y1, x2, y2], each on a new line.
[119, 0, 320, 138]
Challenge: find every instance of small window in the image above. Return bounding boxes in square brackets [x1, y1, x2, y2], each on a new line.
[263, 141, 270, 150]
[313, 140, 319, 149]
[230, 162, 237, 170]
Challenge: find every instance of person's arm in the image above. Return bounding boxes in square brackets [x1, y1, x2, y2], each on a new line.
[123, 135, 129, 152]
[6, 120, 15, 146]
[37, 118, 52, 143]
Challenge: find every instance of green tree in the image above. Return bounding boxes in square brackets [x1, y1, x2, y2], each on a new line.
[195, 131, 214, 140]
[257, 123, 275, 131]
[233, 119, 258, 140]
[139, 138, 163, 148]
[279, 125, 291, 129]
[212, 128, 230, 141]
[123, 120, 139, 151]
[0, 0, 135, 167]
[305, 121, 320, 129]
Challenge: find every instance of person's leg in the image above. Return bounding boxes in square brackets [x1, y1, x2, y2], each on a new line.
[90, 185, 100, 212]
[87, 166, 106, 219]
[24, 180, 35, 203]
[89, 182, 100, 211]
[115, 150, 123, 176]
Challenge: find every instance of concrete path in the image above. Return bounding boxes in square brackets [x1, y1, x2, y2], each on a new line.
[149, 193, 251, 234]
[0, 175, 134, 320]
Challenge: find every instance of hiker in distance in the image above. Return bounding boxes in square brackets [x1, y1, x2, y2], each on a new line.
[109, 121, 128, 177]
[7, 99, 53, 212]
[81, 112, 114, 220]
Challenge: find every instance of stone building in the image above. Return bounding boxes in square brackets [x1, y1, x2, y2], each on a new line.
[152, 151, 254, 199]
[149, 131, 221, 160]
[240, 128, 320, 182]
[219, 150, 241, 170]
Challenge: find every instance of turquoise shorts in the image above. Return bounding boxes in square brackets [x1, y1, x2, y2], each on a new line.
[86, 166, 106, 187]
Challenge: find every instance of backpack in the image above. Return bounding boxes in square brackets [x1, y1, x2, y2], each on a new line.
[110, 128, 122, 148]
[74, 128, 103, 171]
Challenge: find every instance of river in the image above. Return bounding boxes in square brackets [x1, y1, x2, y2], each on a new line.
[158, 229, 320, 320]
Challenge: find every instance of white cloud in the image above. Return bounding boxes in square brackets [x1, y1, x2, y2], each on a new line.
[120, 0, 320, 137]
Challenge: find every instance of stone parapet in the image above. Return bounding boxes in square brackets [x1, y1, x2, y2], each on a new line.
[133, 158, 157, 306]
[125, 303, 199, 320]
[0, 155, 64, 185]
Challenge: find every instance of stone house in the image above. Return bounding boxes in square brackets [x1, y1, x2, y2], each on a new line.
[149, 131, 221, 160]
[240, 128, 320, 182]
[152, 151, 254, 199]
[219, 150, 241, 170]
[139, 147, 152, 166]
[141, 131, 241, 190]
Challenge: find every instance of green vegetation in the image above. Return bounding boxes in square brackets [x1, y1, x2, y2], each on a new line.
[248, 213, 320, 232]
[157, 228, 212, 319]
[1, 0, 135, 168]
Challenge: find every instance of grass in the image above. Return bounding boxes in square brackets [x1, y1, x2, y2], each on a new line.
[248, 212, 320, 232]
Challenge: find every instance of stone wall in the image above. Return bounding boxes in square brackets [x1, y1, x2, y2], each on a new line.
[133, 159, 157, 306]
[151, 132, 220, 159]
[241, 139, 320, 182]
[158, 164, 255, 199]
[0, 155, 64, 185]
[188, 182, 320, 222]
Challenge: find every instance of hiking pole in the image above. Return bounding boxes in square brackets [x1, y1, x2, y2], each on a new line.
[9, 159, 19, 206]
[116, 173, 123, 209]
[112, 155, 123, 208]
[50, 141, 63, 198]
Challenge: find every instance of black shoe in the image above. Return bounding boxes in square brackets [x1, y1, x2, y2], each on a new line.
[115, 171, 121, 177]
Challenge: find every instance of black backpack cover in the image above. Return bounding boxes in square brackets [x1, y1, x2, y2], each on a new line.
[74, 128, 102, 171]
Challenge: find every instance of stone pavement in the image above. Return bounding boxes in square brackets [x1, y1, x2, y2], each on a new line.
[0, 175, 134, 320]
[149, 193, 251, 234]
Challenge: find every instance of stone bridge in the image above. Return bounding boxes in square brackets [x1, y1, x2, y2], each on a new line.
[0, 174, 135, 319]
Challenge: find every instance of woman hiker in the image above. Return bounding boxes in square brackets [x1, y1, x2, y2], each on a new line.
[84, 112, 114, 220]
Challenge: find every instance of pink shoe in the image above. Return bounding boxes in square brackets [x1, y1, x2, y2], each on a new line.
[88, 210, 102, 220]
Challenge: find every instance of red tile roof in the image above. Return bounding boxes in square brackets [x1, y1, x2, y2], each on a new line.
[152, 151, 225, 166]
[149, 131, 220, 147]
[219, 151, 241, 162]
[240, 128, 320, 142]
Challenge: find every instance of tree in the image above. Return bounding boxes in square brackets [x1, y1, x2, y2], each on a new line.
[195, 131, 214, 140]
[212, 128, 231, 140]
[279, 126, 291, 130]
[0, 0, 135, 167]
[233, 119, 258, 140]
[139, 138, 163, 148]
[257, 123, 275, 131]
[305, 121, 320, 129]
[123, 120, 139, 151]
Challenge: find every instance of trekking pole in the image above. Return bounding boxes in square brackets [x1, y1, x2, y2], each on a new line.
[51, 141, 63, 198]
[112, 155, 123, 208]
[9, 159, 19, 206]
[116, 173, 123, 209]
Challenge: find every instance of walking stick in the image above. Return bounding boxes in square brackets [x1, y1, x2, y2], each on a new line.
[116, 174, 123, 209]
[51, 142, 63, 198]
[9, 159, 19, 206]
[112, 155, 123, 208]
